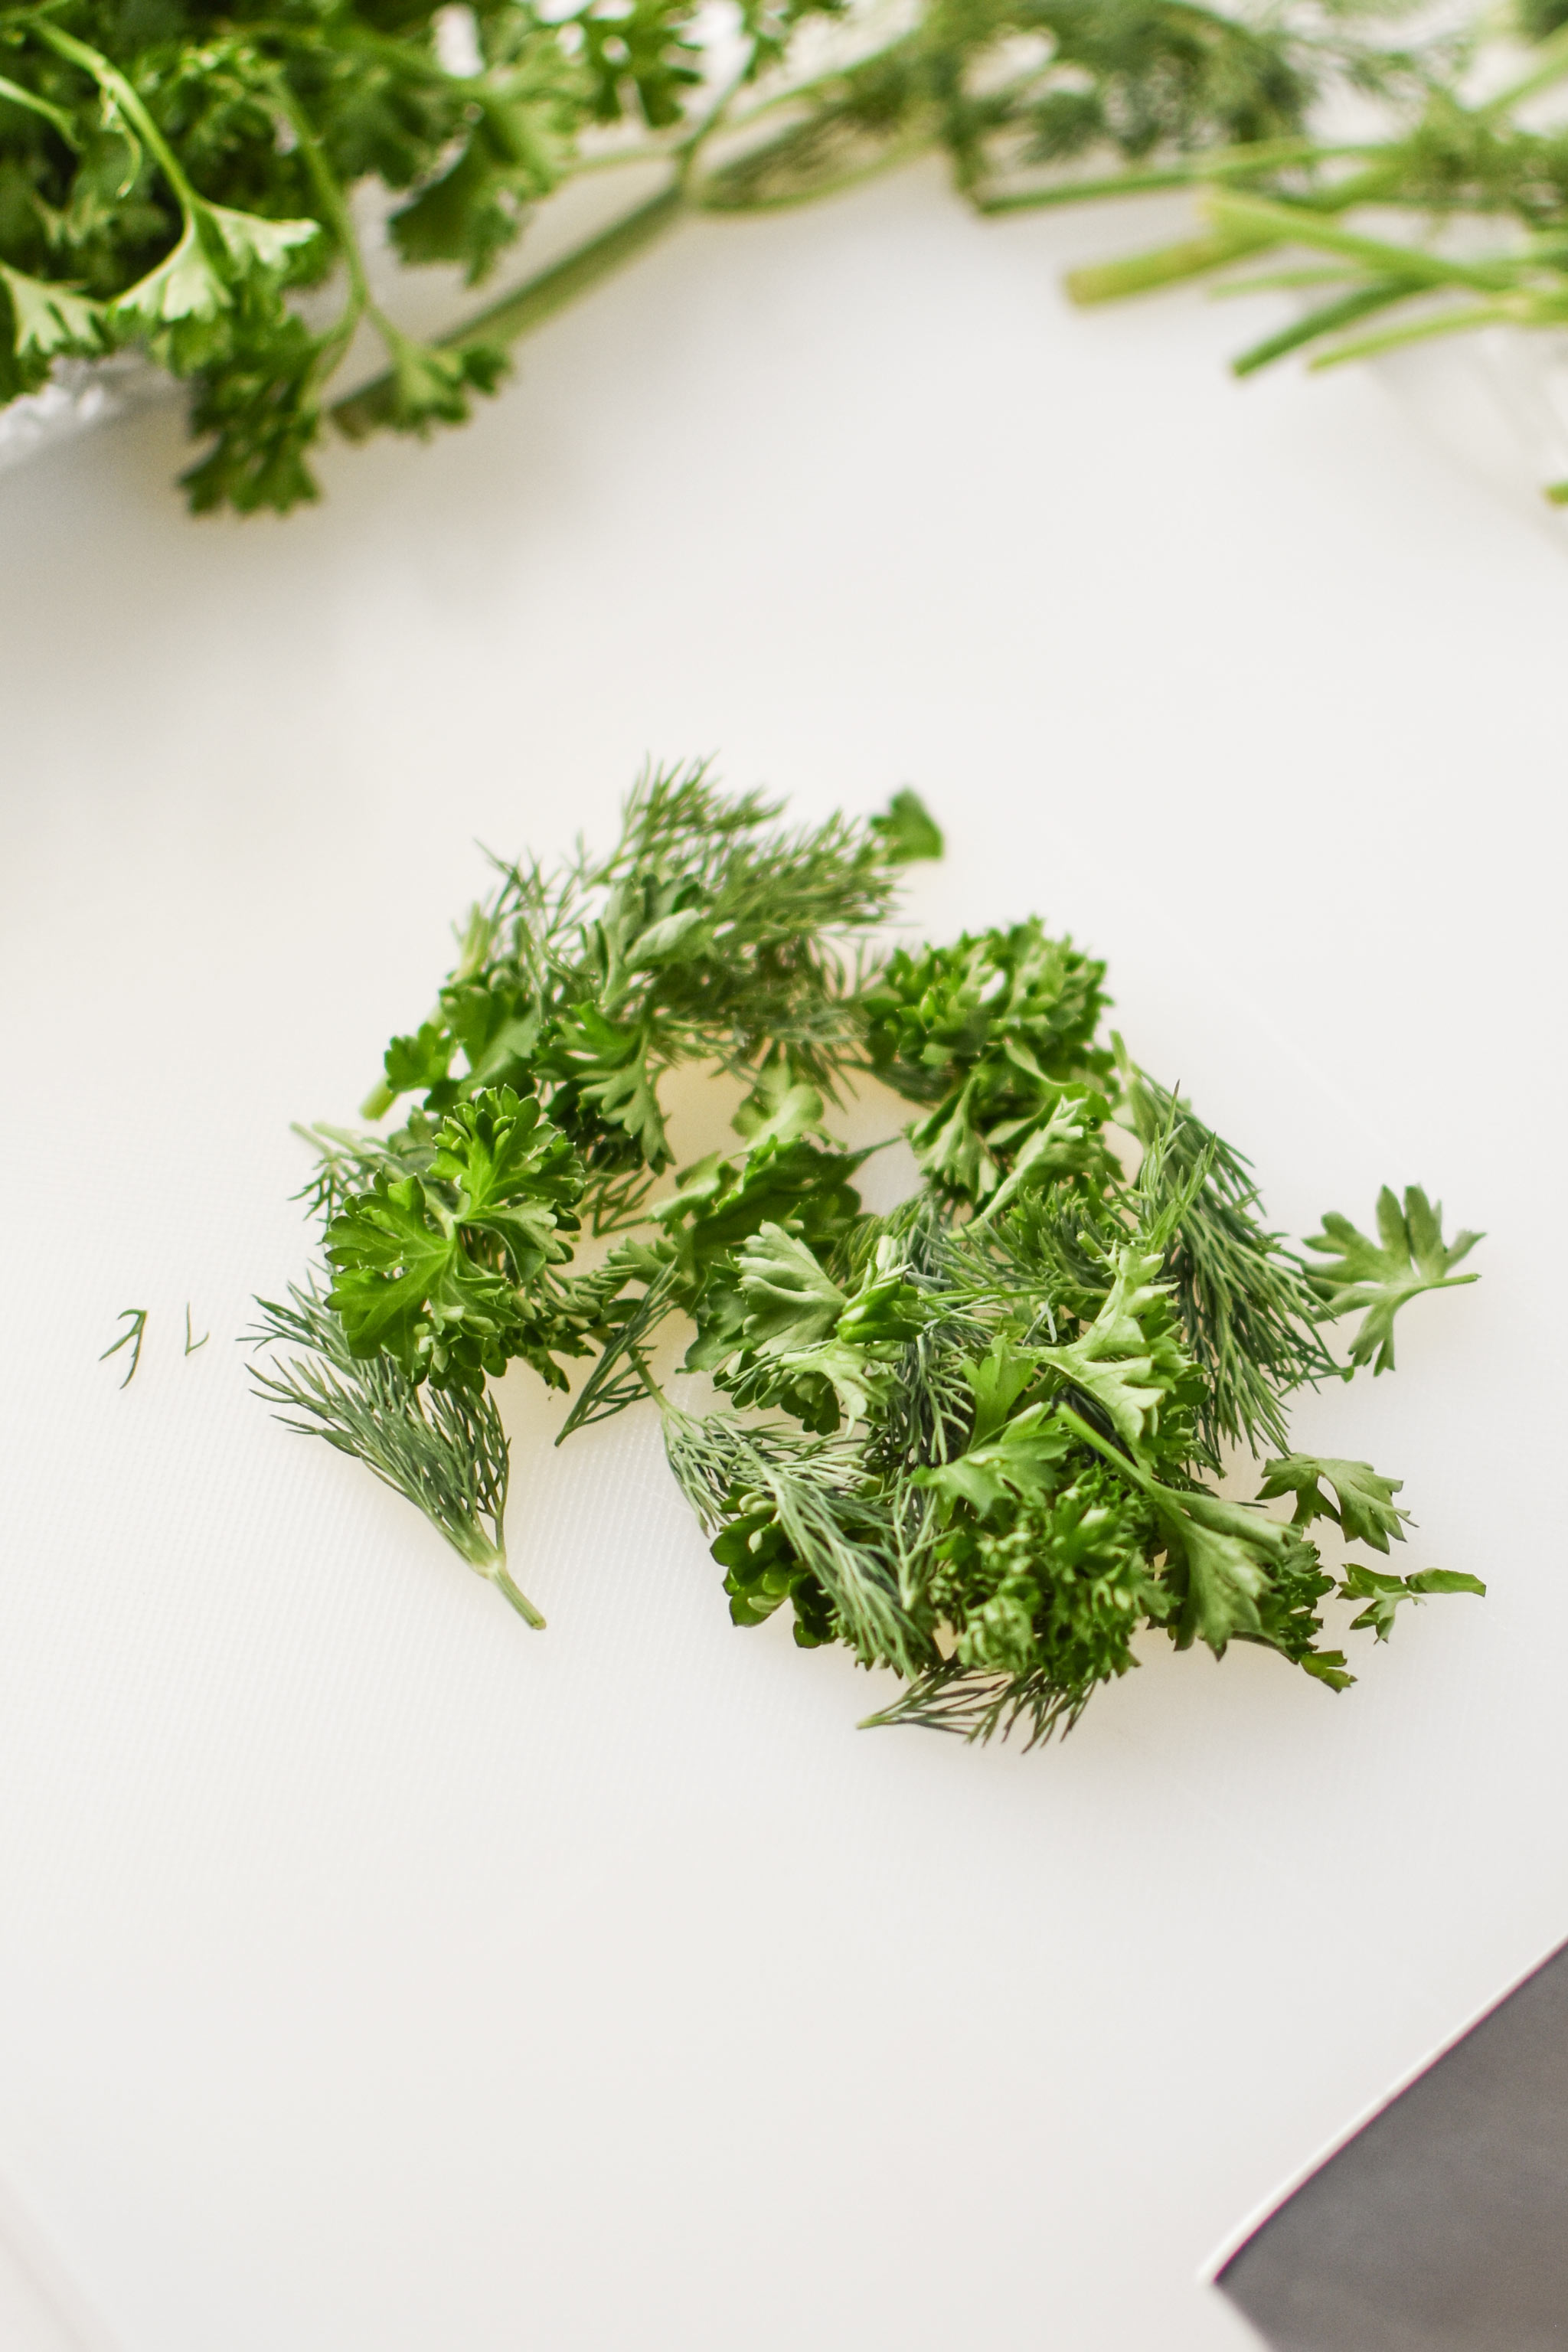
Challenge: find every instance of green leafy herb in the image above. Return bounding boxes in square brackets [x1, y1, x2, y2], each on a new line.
[14, 0, 1549, 509]
[324, 1085, 587, 1391]
[1305, 1186, 1482, 1374]
[260, 769, 1485, 1746]
[1340, 1563, 1488, 1642]
[249, 1278, 544, 1624]
[1256, 1453, 1410, 1550]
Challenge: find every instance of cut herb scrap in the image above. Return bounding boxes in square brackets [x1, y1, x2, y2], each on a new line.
[1306, 1185, 1482, 1374]
[1116, 1054, 1334, 1457]
[1340, 1562, 1487, 1642]
[263, 769, 1484, 1741]
[324, 1084, 590, 1393]
[664, 1406, 936, 1676]
[249, 1279, 545, 1625]
[359, 761, 930, 1165]
[100, 1305, 149, 1387]
[864, 920, 1116, 1204]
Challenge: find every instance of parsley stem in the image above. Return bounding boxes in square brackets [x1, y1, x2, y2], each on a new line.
[1306, 300, 1521, 370]
[268, 77, 372, 381]
[1230, 280, 1415, 377]
[33, 22, 201, 214]
[1067, 155, 1405, 304]
[979, 134, 1340, 214]
[322, 21, 756, 440]
[0, 69, 77, 143]
[332, 181, 684, 439]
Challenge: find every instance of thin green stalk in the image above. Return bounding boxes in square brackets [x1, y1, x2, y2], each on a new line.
[1067, 224, 1277, 304]
[979, 136, 1337, 217]
[1308, 299, 1524, 367]
[1478, 17, 1568, 117]
[982, 165, 1206, 213]
[0, 70, 77, 142]
[1230, 279, 1420, 374]
[1204, 190, 1525, 291]
[267, 78, 372, 385]
[495, 1563, 547, 1628]
[1067, 160, 1404, 306]
[1055, 1404, 1166, 1510]
[332, 181, 684, 439]
[34, 21, 201, 210]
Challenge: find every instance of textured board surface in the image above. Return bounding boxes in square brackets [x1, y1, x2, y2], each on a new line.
[2, 161, 1566, 2352]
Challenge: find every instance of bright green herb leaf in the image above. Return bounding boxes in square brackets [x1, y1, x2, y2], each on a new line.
[1340, 1561, 1488, 1641]
[1257, 1454, 1410, 1550]
[1307, 1186, 1482, 1373]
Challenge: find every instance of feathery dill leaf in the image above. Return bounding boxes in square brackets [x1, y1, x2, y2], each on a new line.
[248, 1279, 546, 1625]
[1117, 1055, 1335, 1455]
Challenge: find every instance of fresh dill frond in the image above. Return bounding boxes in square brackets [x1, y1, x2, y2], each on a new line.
[248, 1279, 544, 1628]
[662, 1407, 937, 1677]
[860, 1661, 1102, 1750]
[1118, 1058, 1337, 1457]
[100, 1305, 149, 1387]
[360, 761, 934, 1213]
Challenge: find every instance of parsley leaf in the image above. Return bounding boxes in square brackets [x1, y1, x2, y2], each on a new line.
[732, 1223, 847, 1352]
[541, 1004, 671, 1171]
[325, 1086, 586, 1390]
[1256, 1454, 1410, 1550]
[868, 789, 944, 864]
[1340, 1563, 1487, 1642]
[1307, 1186, 1482, 1373]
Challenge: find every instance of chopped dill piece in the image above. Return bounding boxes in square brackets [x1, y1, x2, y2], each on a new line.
[249, 1281, 543, 1627]
[100, 1307, 148, 1387]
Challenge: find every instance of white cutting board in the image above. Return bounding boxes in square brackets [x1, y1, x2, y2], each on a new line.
[1, 162, 1563, 2352]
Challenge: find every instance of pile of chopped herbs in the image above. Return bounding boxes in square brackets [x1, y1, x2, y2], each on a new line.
[253, 766, 1485, 1745]
[8, 0, 1568, 511]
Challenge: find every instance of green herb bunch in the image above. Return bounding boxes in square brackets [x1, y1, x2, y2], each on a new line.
[15, 0, 1565, 512]
[0, 0, 848, 509]
[253, 763, 1485, 1740]
[1047, 16, 1568, 493]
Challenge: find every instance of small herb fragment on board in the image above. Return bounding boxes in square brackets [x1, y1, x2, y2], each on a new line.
[255, 763, 1485, 1746]
[100, 1305, 148, 1387]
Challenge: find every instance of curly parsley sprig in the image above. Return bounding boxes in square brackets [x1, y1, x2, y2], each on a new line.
[254, 764, 1485, 1744]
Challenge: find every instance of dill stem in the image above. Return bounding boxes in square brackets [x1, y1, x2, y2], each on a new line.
[448, 1518, 547, 1626]
[493, 1563, 547, 1629]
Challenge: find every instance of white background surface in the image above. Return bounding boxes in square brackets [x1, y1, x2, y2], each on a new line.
[2, 160, 1566, 2351]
